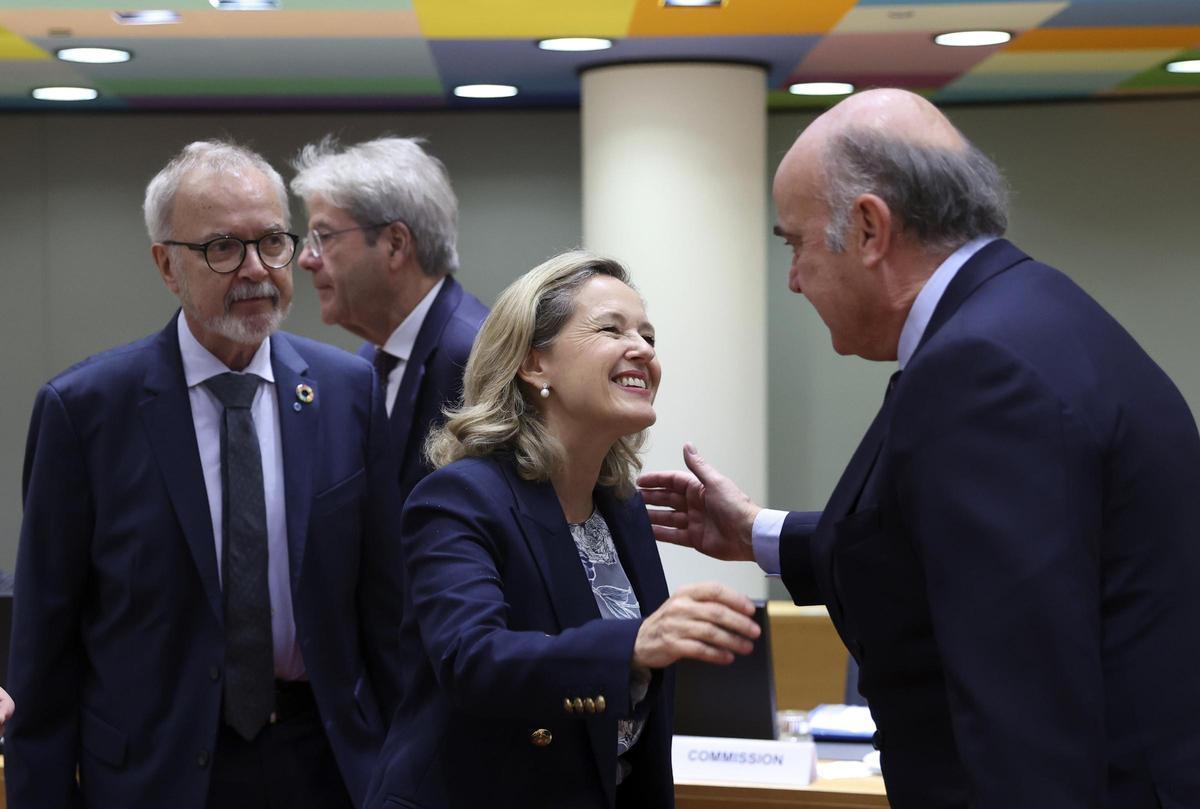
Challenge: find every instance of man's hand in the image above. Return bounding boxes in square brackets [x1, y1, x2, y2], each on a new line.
[637, 443, 760, 562]
[633, 582, 760, 670]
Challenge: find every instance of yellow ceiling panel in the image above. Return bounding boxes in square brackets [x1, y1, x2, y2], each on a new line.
[1009, 26, 1200, 52]
[0, 10, 420, 39]
[0, 26, 48, 60]
[628, 0, 858, 37]
[972, 48, 1181, 74]
[414, 0, 638, 38]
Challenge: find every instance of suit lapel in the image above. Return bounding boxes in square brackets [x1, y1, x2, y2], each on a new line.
[817, 240, 1028, 624]
[507, 469, 656, 809]
[593, 489, 668, 809]
[503, 463, 601, 631]
[389, 277, 463, 463]
[812, 370, 902, 632]
[139, 315, 223, 626]
[271, 334, 317, 591]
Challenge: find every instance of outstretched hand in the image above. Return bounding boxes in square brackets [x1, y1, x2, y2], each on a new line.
[633, 582, 760, 670]
[637, 443, 760, 562]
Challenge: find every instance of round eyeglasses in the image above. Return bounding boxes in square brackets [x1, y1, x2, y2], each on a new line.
[161, 232, 299, 274]
[303, 221, 394, 259]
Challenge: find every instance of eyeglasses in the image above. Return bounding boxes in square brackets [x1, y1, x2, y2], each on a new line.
[162, 232, 299, 274]
[303, 221, 394, 259]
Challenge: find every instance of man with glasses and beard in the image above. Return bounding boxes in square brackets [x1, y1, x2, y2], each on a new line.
[6, 140, 405, 809]
[292, 136, 488, 506]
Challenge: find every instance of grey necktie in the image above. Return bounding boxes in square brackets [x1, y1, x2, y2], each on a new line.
[205, 372, 274, 741]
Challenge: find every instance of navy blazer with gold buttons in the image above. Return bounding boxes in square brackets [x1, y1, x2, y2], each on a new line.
[365, 453, 675, 809]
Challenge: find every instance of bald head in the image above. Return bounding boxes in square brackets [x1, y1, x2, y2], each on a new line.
[777, 88, 1008, 256]
[806, 88, 966, 153]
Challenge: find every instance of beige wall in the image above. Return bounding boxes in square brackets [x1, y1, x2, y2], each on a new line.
[2, 97, 1198, 577]
[0, 110, 582, 568]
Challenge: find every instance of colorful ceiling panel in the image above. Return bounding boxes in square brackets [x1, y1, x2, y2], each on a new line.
[0, 0, 1194, 110]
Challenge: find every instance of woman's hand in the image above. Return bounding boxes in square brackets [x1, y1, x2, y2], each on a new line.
[633, 582, 760, 670]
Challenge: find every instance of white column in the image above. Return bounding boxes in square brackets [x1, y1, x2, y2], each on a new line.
[582, 63, 769, 598]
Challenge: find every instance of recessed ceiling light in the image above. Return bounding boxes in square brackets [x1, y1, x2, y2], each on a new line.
[537, 37, 613, 52]
[56, 47, 132, 65]
[32, 86, 99, 102]
[662, 0, 723, 7]
[1165, 59, 1200, 74]
[113, 10, 181, 25]
[934, 30, 1012, 47]
[453, 84, 519, 99]
[209, 0, 279, 9]
[788, 82, 854, 97]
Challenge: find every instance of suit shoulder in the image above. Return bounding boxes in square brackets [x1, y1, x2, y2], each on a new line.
[452, 285, 489, 326]
[424, 455, 505, 487]
[408, 455, 508, 504]
[443, 289, 488, 358]
[45, 331, 161, 398]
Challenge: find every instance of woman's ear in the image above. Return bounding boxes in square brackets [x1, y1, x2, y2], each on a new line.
[517, 348, 545, 389]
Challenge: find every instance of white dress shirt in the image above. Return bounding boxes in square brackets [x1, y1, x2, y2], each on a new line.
[751, 237, 997, 574]
[377, 277, 445, 416]
[177, 315, 305, 679]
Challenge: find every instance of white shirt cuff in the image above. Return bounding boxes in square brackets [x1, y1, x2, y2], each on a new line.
[752, 508, 788, 576]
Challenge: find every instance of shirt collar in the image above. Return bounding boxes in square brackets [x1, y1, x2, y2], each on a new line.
[897, 236, 997, 370]
[177, 312, 275, 387]
[381, 277, 445, 363]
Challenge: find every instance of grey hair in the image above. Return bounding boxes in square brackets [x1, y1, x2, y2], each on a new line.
[425, 250, 646, 498]
[143, 139, 288, 242]
[822, 127, 1009, 254]
[290, 136, 459, 277]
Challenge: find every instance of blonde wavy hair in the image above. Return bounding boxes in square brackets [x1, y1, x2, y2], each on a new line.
[426, 250, 647, 497]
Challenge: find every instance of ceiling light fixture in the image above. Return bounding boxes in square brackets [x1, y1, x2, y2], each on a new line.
[537, 37, 613, 52]
[788, 82, 854, 96]
[934, 30, 1012, 47]
[662, 0, 724, 7]
[113, 10, 181, 25]
[453, 84, 519, 99]
[56, 47, 132, 65]
[209, 0, 280, 9]
[1165, 59, 1200, 74]
[32, 86, 99, 102]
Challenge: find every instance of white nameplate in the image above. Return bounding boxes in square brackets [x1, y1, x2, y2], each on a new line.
[672, 735, 817, 787]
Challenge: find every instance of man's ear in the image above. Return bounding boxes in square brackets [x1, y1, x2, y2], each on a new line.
[852, 193, 892, 267]
[385, 222, 414, 265]
[151, 243, 181, 296]
[517, 348, 546, 389]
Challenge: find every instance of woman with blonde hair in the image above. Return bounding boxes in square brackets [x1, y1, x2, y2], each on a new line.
[366, 250, 760, 809]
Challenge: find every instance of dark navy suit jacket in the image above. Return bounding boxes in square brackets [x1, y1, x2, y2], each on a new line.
[357, 275, 488, 505]
[7, 314, 406, 809]
[781, 240, 1200, 809]
[365, 455, 675, 809]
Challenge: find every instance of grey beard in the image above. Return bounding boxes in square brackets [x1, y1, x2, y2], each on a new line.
[181, 278, 290, 345]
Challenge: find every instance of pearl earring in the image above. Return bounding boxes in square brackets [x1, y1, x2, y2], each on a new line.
[540, 384, 551, 399]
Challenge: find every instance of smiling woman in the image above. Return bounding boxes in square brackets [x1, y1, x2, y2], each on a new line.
[365, 250, 762, 809]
